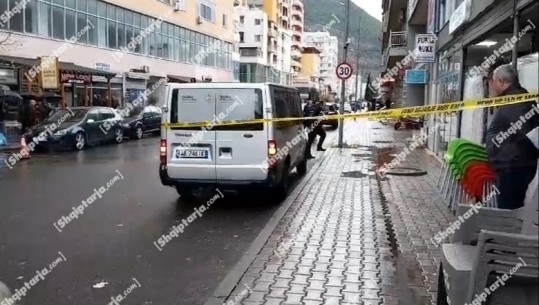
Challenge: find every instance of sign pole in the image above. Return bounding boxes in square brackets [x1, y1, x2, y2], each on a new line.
[338, 0, 351, 149]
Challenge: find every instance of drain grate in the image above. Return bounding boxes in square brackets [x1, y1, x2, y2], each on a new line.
[341, 171, 369, 178]
[384, 167, 427, 176]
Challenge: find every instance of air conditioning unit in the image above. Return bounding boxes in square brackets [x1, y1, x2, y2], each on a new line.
[174, 0, 183, 11]
[196, 16, 203, 25]
[142, 65, 150, 73]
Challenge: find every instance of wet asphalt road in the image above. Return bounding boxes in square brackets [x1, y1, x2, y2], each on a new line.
[0, 129, 336, 305]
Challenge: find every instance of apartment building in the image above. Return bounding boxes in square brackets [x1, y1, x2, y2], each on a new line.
[303, 32, 339, 94]
[381, 0, 538, 159]
[290, 0, 304, 76]
[0, 0, 241, 107]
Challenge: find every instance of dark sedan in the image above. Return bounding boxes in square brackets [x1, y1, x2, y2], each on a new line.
[118, 106, 162, 140]
[321, 103, 339, 129]
[25, 107, 124, 151]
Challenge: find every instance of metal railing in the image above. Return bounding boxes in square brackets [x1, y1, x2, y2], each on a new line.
[389, 31, 407, 48]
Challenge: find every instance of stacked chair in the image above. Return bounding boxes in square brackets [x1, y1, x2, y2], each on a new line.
[437, 139, 498, 213]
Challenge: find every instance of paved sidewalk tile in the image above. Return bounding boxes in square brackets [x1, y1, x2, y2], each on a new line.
[223, 120, 455, 305]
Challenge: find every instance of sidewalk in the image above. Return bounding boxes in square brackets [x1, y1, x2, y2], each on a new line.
[208, 120, 456, 305]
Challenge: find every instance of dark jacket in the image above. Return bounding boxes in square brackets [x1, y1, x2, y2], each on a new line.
[303, 102, 322, 128]
[485, 84, 539, 170]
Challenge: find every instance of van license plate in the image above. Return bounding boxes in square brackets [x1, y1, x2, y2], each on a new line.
[176, 149, 209, 159]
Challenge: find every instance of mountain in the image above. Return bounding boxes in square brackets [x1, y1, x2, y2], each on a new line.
[303, 0, 383, 78]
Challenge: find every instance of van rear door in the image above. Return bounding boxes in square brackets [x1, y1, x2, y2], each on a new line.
[166, 88, 216, 180]
[214, 88, 268, 181]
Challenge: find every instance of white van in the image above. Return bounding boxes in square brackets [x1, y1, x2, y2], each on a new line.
[159, 83, 308, 199]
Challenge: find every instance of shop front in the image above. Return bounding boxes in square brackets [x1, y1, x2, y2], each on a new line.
[431, 44, 463, 158]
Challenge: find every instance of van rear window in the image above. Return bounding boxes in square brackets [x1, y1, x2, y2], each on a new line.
[170, 88, 263, 131]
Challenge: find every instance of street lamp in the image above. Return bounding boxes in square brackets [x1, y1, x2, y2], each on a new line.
[338, 0, 351, 149]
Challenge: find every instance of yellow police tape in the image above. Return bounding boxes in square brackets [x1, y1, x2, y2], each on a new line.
[161, 92, 539, 128]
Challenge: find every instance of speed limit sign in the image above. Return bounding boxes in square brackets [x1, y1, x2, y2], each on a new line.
[336, 62, 353, 80]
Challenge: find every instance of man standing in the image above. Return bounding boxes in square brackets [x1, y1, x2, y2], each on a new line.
[303, 100, 326, 159]
[485, 64, 539, 209]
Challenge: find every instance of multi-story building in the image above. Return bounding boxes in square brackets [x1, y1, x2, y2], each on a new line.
[290, 0, 304, 76]
[0, 0, 241, 107]
[381, 0, 538, 160]
[247, 0, 292, 85]
[236, 5, 269, 82]
[304, 32, 339, 94]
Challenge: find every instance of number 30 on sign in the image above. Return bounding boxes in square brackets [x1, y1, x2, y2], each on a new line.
[336, 62, 353, 80]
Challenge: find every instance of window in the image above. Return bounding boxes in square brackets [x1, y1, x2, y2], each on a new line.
[222, 14, 227, 27]
[37, 1, 51, 37]
[255, 19, 261, 25]
[24, 0, 38, 34]
[239, 32, 244, 42]
[88, 15, 98, 45]
[107, 20, 117, 49]
[86, 109, 102, 121]
[199, 0, 215, 22]
[239, 16, 244, 24]
[76, 12, 88, 44]
[271, 86, 292, 119]
[52, 5, 65, 39]
[255, 35, 261, 42]
[97, 17, 107, 47]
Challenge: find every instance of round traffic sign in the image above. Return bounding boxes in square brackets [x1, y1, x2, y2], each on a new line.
[336, 62, 353, 80]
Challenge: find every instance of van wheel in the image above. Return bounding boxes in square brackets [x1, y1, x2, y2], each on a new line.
[275, 164, 290, 200]
[176, 187, 195, 201]
[296, 157, 307, 176]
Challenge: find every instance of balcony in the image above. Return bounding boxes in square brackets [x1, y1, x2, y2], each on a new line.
[291, 18, 303, 28]
[291, 49, 302, 59]
[268, 44, 277, 53]
[293, 0, 303, 11]
[389, 31, 407, 47]
[382, 31, 408, 70]
[268, 28, 277, 38]
[291, 61, 302, 69]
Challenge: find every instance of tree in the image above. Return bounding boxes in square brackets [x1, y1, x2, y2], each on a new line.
[364, 73, 376, 102]
[0, 32, 21, 52]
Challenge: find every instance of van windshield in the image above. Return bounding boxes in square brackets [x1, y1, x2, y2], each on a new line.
[170, 88, 263, 130]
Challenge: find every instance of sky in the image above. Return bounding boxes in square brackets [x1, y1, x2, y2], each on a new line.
[352, 0, 383, 21]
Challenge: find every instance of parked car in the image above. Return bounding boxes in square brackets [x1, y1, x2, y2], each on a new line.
[24, 107, 124, 151]
[118, 106, 162, 140]
[321, 103, 339, 129]
[160, 83, 307, 200]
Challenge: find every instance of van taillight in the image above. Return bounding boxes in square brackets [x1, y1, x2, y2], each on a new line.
[268, 140, 277, 156]
[160, 139, 167, 164]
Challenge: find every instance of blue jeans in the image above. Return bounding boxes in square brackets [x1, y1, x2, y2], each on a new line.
[495, 166, 537, 209]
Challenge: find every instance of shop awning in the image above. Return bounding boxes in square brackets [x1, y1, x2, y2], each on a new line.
[60, 62, 117, 78]
[167, 74, 193, 83]
[0, 55, 116, 78]
[0, 55, 36, 68]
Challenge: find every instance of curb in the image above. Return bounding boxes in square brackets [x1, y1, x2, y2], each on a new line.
[204, 150, 331, 305]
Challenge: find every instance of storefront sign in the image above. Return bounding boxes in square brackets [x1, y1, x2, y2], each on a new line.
[415, 34, 436, 63]
[60, 72, 92, 84]
[405, 70, 428, 84]
[427, 0, 436, 34]
[40, 56, 59, 90]
[93, 62, 111, 72]
[449, 0, 471, 34]
[0, 68, 17, 85]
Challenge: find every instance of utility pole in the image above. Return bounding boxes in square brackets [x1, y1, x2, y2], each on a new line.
[511, 0, 519, 69]
[338, 0, 351, 148]
[353, 12, 362, 101]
